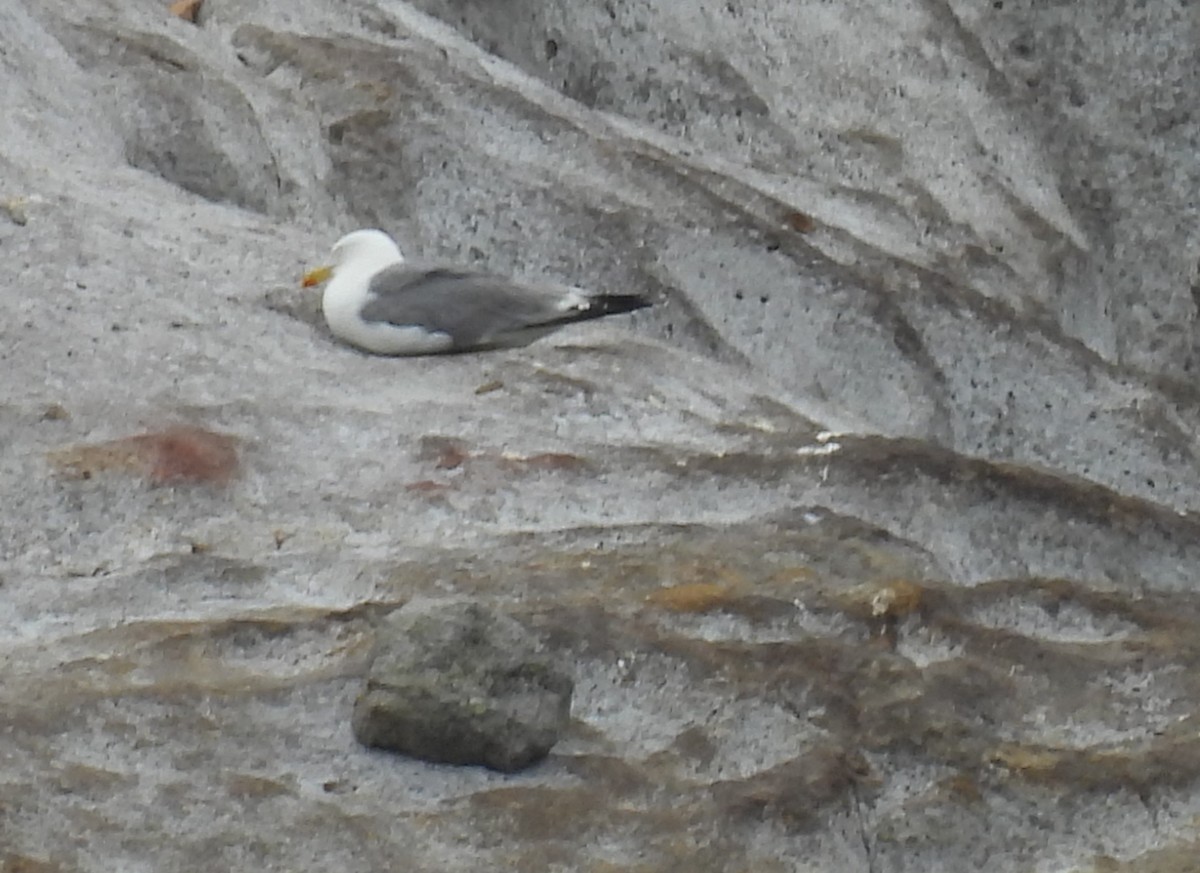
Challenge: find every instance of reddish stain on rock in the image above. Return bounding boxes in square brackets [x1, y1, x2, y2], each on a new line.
[136, 426, 239, 484]
[405, 480, 450, 494]
[48, 426, 240, 486]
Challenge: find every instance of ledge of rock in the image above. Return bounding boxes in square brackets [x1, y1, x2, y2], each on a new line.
[3, 1, 1200, 871]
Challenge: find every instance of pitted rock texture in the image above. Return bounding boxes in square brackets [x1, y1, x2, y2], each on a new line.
[2, 1, 1199, 872]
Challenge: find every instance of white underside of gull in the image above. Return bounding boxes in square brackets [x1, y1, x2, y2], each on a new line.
[321, 250, 455, 356]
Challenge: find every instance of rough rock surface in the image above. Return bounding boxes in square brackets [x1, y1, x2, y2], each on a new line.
[352, 599, 573, 771]
[2, 0, 1199, 871]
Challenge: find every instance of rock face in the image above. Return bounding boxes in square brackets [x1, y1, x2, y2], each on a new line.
[352, 600, 573, 772]
[3, 0, 1200, 872]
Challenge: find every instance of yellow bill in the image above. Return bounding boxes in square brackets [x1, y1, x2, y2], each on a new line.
[302, 264, 333, 287]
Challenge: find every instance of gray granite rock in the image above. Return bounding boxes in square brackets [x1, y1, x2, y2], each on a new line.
[352, 600, 573, 771]
[3, 0, 1200, 871]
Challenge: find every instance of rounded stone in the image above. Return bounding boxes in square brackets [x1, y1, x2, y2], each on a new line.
[352, 599, 574, 772]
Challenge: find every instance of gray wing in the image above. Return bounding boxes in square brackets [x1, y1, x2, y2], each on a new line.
[358, 264, 572, 348]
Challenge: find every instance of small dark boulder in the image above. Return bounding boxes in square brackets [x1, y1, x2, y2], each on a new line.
[352, 599, 574, 772]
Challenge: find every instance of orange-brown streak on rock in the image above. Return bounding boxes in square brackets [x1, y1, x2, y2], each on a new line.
[473, 379, 504, 395]
[168, 0, 203, 23]
[832, 578, 928, 650]
[987, 726, 1200, 793]
[1081, 840, 1200, 873]
[2, 856, 64, 873]
[404, 479, 451, 494]
[766, 566, 817, 588]
[46, 440, 144, 480]
[5, 653, 364, 712]
[225, 773, 293, 801]
[47, 425, 239, 486]
[646, 582, 735, 613]
[498, 452, 592, 475]
[937, 772, 984, 804]
[946, 577, 1200, 645]
[1, 610, 383, 716]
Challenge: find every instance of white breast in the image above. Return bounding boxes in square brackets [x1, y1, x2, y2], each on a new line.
[321, 265, 454, 356]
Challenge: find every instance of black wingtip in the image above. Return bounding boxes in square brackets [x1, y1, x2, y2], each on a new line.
[533, 292, 654, 331]
[588, 293, 654, 317]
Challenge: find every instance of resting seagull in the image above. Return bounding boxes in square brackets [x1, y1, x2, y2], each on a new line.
[301, 229, 652, 355]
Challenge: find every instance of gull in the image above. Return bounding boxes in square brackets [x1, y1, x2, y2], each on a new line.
[302, 229, 652, 355]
